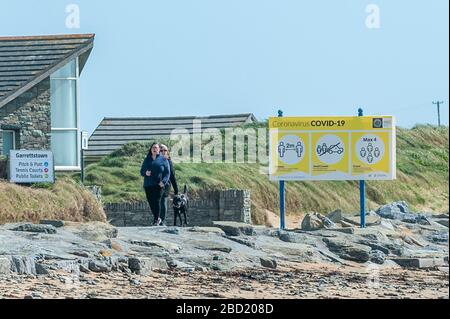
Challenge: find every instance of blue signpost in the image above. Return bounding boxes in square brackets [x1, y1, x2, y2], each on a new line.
[358, 108, 366, 228]
[278, 109, 286, 230]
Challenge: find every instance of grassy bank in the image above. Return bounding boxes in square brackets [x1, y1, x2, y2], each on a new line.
[0, 178, 106, 224]
[71, 124, 448, 225]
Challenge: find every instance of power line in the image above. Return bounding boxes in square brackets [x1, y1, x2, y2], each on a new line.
[432, 101, 444, 127]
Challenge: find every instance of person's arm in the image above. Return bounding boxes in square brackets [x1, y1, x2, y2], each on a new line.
[140, 157, 148, 177]
[161, 159, 170, 185]
[169, 160, 179, 194]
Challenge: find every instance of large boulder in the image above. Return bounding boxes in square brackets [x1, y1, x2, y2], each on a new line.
[326, 209, 343, 223]
[301, 213, 336, 231]
[375, 201, 430, 225]
[301, 213, 323, 231]
[323, 238, 371, 263]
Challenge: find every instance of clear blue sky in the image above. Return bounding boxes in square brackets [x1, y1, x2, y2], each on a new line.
[1, 0, 448, 133]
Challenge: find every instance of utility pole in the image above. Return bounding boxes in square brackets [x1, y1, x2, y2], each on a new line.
[432, 101, 444, 127]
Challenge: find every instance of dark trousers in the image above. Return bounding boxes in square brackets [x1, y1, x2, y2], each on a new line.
[160, 195, 168, 224]
[144, 185, 164, 223]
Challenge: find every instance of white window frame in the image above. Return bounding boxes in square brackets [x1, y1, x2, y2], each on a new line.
[2, 130, 16, 156]
[51, 58, 81, 171]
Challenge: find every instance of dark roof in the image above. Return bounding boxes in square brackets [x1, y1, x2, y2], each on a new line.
[85, 113, 257, 159]
[0, 34, 94, 108]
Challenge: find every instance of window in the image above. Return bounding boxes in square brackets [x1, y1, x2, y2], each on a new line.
[50, 59, 80, 170]
[2, 130, 15, 156]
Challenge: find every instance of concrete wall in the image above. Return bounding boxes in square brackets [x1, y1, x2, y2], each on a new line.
[0, 79, 51, 155]
[104, 189, 251, 226]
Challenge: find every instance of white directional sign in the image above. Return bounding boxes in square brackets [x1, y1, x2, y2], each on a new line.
[81, 131, 89, 150]
[9, 150, 54, 183]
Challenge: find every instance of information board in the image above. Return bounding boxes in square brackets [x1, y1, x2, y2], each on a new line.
[269, 116, 396, 181]
[9, 150, 54, 183]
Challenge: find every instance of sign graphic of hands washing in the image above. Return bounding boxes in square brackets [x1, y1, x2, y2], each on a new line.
[269, 116, 396, 181]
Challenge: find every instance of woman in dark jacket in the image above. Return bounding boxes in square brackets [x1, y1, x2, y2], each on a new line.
[159, 144, 179, 226]
[140, 142, 170, 226]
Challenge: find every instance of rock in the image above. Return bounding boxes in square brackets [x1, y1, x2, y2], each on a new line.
[11, 223, 57, 234]
[162, 227, 180, 235]
[52, 260, 80, 275]
[375, 201, 430, 225]
[40, 220, 65, 228]
[128, 257, 169, 275]
[10, 256, 36, 274]
[329, 227, 355, 234]
[428, 232, 449, 243]
[376, 201, 410, 217]
[192, 240, 232, 253]
[301, 213, 324, 231]
[32, 130, 44, 138]
[436, 219, 449, 228]
[35, 263, 50, 275]
[88, 260, 110, 273]
[260, 258, 277, 269]
[187, 227, 226, 235]
[340, 220, 354, 228]
[327, 209, 343, 223]
[225, 236, 256, 248]
[0, 257, 11, 274]
[278, 231, 321, 247]
[323, 238, 371, 263]
[370, 250, 386, 264]
[379, 219, 395, 231]
[64, 222, 118, 242]
[392, 257, 446, 269]
[343, 215, 381, 227]
[129, 239, 181, 253]
[358, 240, 390, 255]
[79, 264, 90, 273]
[212, 221, 256, 236]
[167, 259, 195, 271]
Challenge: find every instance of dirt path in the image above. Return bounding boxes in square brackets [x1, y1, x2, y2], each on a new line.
[1, 263, 447, 299]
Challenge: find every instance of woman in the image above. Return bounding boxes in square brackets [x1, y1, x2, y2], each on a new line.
[140, 142, 170, 226]
[159, 143, 179, 226]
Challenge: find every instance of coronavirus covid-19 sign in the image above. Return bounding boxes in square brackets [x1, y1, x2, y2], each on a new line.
[269, 116, 396, 181]
[9, 150, 54, 183]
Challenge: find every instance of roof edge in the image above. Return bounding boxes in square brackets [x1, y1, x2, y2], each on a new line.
[0, 33, 95, 41]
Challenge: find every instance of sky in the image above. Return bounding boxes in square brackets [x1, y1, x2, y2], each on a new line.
[1, 0, 449, 134]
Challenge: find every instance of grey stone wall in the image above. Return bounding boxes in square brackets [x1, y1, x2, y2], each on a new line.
[104, 189, 252, 227]
[0, 79, 51, 155]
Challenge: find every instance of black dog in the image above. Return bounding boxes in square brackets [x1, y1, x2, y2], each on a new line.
[172, 185, 188, 226]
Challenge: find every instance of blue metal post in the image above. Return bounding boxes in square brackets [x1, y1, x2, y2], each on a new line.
[278, 109, 286, 230]
[358, 108, 366, 228]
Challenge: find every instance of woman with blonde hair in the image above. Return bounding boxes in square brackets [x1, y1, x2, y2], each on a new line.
[159, 143, 179, 226]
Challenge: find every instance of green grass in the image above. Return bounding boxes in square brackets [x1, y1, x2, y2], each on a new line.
[64, 124, 448, 225]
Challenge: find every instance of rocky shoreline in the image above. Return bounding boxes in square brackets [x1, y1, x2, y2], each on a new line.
[0, 201, 448, 298]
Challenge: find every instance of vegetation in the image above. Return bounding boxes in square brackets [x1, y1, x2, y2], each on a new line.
[0, 178, 106, 224]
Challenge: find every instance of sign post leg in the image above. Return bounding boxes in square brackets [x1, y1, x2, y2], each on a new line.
[358, 108, 366, 228]
[81, 149, 84, 184]
[277, 109, 286, 230]
[280, 180, 285, 230]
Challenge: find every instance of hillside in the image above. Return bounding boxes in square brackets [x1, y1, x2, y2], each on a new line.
[74, 124, 448, 225]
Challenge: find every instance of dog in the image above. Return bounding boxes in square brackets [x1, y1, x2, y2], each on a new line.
[172, 185, 188, 226]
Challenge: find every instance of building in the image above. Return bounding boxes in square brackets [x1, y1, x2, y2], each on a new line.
[85, 113, 257, 161]
[0, 34, 94, 171]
